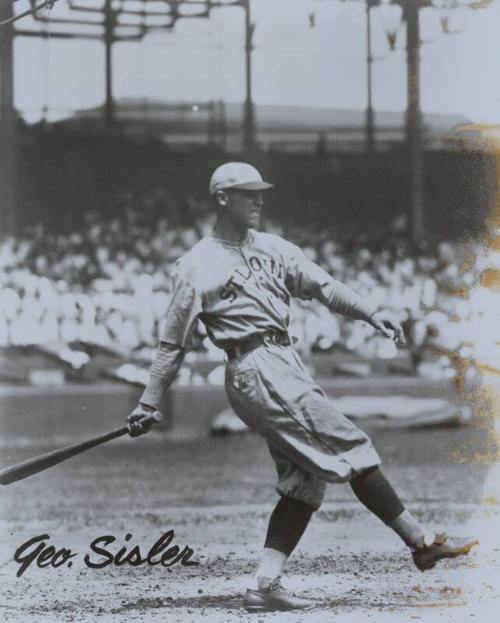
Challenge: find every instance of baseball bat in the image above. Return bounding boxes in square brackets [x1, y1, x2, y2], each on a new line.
[0, 412, 162, 486]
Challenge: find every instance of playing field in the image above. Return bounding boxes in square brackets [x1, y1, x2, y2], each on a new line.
[0, 388, 499, 623]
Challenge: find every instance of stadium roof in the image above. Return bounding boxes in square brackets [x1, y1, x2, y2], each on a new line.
[51, 99, 469, 151]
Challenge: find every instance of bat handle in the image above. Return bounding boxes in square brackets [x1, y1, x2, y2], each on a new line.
[127, 410, 163, 436]
[0, 412, 164, 486]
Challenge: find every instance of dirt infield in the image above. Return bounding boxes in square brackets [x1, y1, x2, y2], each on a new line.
[1, 409, 499, 622]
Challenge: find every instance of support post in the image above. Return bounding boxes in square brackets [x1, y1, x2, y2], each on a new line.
[365, 0, 374, 154]
[104, 0, 114, 132]
[405, 0, 424, 243]
[0, 1, 17, 234]
[243, 0, 255, 154]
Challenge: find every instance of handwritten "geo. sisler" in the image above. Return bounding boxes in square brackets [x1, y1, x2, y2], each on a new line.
[13, 530, 199, 577]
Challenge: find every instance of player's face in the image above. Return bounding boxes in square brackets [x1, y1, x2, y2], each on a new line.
[225, 189, 264, 230]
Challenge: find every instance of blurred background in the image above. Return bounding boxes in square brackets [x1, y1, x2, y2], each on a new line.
[1, 0, 500, 436]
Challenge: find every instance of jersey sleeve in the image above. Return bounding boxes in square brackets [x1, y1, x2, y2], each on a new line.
[282, 240, 378, 321]
[159, 260, 203, 347]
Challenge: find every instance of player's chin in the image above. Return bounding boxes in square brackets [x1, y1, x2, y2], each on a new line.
[247, 212, 261, 228]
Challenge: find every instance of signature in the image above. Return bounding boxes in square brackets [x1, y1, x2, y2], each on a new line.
[13, 530, 199, 577]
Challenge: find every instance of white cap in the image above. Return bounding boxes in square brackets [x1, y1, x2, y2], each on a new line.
[209, 162, 274, 195]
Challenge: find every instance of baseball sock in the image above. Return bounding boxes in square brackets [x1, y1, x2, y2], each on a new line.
[388, 510, 435, 548]
[255, 548, 288, 590]
[350, 466, 434, 547]
[255, 496, 314, 589]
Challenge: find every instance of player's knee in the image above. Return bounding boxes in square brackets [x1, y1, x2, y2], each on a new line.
[308, 479, 326, 511]
[276, 477, 326, 511]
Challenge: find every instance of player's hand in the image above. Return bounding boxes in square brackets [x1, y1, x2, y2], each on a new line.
[370, 311, 406, 345]
[127, 403, 163, 437]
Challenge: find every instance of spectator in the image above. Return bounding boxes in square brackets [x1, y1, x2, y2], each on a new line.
[0, 189, 491, 383]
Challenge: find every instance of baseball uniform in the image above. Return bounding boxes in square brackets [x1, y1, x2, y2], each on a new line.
[160, 229, 381, 510]
[130, 165, 478, 612]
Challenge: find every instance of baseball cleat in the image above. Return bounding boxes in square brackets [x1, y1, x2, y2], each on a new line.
[243, 579, 316, 612]
[411, 533, 479, 571]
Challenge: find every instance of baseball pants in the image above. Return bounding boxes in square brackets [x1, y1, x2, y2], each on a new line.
[225, 343, 381, 510]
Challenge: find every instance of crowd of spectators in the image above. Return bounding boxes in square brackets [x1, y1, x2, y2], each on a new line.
[0, 189, 496, 383]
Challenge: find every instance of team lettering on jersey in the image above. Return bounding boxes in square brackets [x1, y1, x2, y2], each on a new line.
[220, 254, 285, 303]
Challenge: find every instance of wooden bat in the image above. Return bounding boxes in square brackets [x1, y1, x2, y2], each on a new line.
[0, 412, 162, 486]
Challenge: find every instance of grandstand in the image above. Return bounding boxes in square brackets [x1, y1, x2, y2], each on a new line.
[0, 190, 489, 392]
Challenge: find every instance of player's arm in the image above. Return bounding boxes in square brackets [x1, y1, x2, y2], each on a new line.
[127, 260, 203, 436]
[127, 342, 186, 436]
[285, 244, 405, 344]
[324, 280, 405, 343]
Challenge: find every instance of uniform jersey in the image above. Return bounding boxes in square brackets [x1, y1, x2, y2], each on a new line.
[160, 230, 377, 350]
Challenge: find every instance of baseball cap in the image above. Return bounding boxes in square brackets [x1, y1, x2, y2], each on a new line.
[209, 162, 274, 195]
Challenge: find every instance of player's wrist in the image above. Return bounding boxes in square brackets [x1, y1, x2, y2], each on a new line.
[139, 402, 157, 413]
[139, 373, 172, 409]
[362, 308, 381, 324]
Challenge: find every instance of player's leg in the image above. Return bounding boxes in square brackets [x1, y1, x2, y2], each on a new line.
[255, 347, 478, 571]
[245, 448, 325, 612]
[350, 465, 478, 570]
[225, 354, 322, 611]
[226, 347, 477, 583]
[350, 465, 428, 542]
[256, 496, 313, 587]
[255, 446, 325, 586]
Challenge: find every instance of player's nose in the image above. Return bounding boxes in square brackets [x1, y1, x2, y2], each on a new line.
[253, 193, 264, 207]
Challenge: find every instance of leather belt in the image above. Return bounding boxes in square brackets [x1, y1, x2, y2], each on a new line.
[225, 331, 291, 361]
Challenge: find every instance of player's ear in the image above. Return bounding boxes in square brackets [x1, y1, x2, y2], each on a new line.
[214, 190, 228, 208]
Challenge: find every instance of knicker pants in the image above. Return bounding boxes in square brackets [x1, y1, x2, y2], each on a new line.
[225, 344, 381, 511]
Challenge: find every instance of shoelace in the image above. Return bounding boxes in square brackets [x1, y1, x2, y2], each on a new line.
[266, 579, 283, 592]
[266, 579, 299, 597]
[412, 532, 448, 551]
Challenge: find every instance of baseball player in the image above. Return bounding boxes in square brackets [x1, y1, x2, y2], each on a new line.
[128, 163, 477, 613]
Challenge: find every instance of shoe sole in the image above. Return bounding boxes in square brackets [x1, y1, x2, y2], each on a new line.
[416, 539, 479, 571]
[244, 604, 316, 613]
